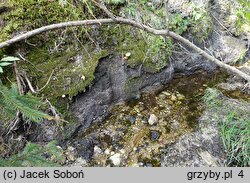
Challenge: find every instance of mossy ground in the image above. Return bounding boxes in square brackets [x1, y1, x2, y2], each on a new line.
[24, 46, 108, 99]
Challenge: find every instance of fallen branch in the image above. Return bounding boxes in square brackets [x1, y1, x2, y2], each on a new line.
[0, 16, 249, 81]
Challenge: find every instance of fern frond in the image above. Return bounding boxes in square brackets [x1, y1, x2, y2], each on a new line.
[0, 142, 62, 167]
[0, 84, 50, 123]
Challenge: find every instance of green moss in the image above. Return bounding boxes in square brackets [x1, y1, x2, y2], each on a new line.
[107, 26, 173, 73]
[0, 0, 85, 42]
[167, 3, 212, 42]
[189, 3, 213, 42]
[142, 36, 173, 73]
[168, 13, 190, 35]
[22, 46, 108, 101]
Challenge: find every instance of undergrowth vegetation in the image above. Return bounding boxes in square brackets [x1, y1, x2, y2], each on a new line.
[0, 83, 50, 123]
[203, 88, 250, 167]
[235, 0, 250, 35]
[0, 141, 64, 167]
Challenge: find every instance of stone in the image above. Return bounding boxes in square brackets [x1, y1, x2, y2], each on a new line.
[94, 146, 103, 155]
[109, 153, 121, 166]
[148, 114, 158, 125]
[150, 130, 160, 141]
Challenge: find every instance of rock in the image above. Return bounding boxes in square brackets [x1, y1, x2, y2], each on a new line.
[109, 153, 121, 166]
[94, 146, 103, 155]
[148, 114, 158, 125]
[217, 82, 244, 91]
[160, 92, 250, 167]
[69, 55, 173, 138]
[67, 146, 75, 151]
[138, 102, 145, 111]
[150, 130, 160, 141]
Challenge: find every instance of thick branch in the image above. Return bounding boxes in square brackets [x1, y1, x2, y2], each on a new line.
[0, 18, 249, 81]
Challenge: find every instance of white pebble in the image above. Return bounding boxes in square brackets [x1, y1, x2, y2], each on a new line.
[109, 153, 121, 166]
[148, 114, 158, 125]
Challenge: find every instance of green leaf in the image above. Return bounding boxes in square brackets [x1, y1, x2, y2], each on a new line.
[0, 62, 13, 66]
[0, 67, 3, 73]
[245, 12, 250, 20]
[1, 56, 20, 62]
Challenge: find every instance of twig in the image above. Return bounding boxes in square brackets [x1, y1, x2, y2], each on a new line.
[211, 13, 233, 36]
[23, 72, 37, 93]
[45, 99, 70, 124]
[177, 42, 191, 53]
[164, 0, 169, 25]
[38, 70, 54, 92]
[72, 29, 92, 59]
[16, 52, 43, 72]
[46, 99, 59, 118]
[6, 112, 21, 136]
[13, 61, 23, 95]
